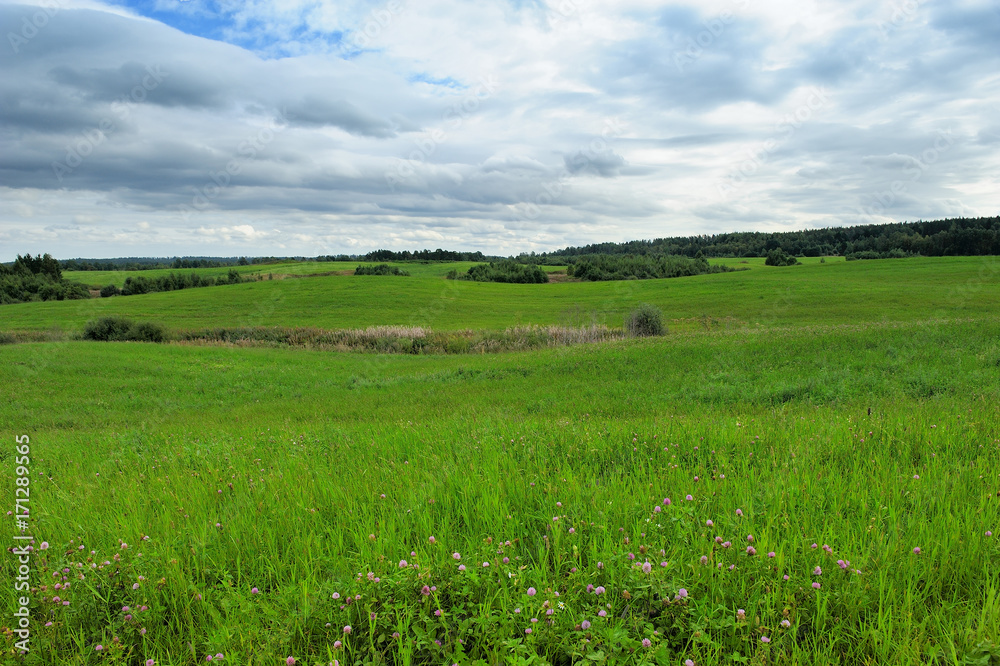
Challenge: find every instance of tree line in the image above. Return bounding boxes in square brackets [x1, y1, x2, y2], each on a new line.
[0, 254, 90, 304]
[526, 216, 1000, 261]
[566, 254, 742, 280]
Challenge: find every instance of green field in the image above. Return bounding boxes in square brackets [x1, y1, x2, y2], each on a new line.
[2, 258, 1000, 665]
[4, 256, 998, 335]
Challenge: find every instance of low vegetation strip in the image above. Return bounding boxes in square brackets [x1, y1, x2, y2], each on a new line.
[178, 324, 625, 353]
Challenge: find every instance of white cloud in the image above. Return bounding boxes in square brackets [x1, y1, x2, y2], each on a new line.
[0, 0, 998, 260]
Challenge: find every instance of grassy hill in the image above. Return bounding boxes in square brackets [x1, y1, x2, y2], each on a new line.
[1, 256, 998, 665]
[2, 256, 996, 336]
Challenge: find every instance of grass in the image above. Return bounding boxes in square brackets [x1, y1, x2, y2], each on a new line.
[2, 315, 1000, 664]
[3, 256, 998, 335]
[1, 257, 999, 664]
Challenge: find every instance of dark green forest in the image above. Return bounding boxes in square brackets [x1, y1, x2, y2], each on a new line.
[525, 216, 1000, 261]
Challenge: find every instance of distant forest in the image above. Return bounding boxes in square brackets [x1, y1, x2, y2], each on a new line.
[526, 216, 1000, 262]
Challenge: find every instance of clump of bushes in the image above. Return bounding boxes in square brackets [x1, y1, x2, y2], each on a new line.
[625, 303, 666, 337]
[765, 249, 800, 266]
[82, 317, 167, 342]
[354, 264, 410, 276]
[447, 260, 549, 283]
[0, 253, 91, 304]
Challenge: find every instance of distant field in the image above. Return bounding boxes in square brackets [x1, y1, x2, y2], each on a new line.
[3, 256, 997, 335]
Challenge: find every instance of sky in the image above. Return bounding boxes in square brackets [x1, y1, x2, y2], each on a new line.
[1, 0, 998, 260]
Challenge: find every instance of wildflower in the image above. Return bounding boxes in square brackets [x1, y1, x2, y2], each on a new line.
[287, 658, 296, 666]
[452, 552, 461, 560]
[781, 619, 791, 628]
[760, 636, 771, 643]
[642, 638, 652, 648]
[527, 587, 537, 596]
[746, 547, 756, 556]
[747, 534, 754, 542]
[722, 541, 731, 549]
[96, 645, 104, 651]
[594, 586, 605, 595]
[685, 495, 693, 501]
[421, 585, 431, 596]
[654, 506, 661, 513]
[706, 520, 713, 527]
[40, 542, 49, 550]
[334, 641, 342, 649]
[715, 536, 723, 544]
[343, 626, 351, 634]
[458, 564, 466, 571]
[837, 559, 848, 569]
[399, 560, 407, 568]
[677, 588, 688, 598]
[642, 562, 652, 573]
[428, 536, 435, 543]
[581, 620, 591, 630]
[685, 661, 695, 666]
[525, 628, 532, 634]
[482, 561, 489, 567]
[700, 556, 708, 565]
[812, 582, 821, 589]
[663, 498, 671, 505]
[813, 566, 822, 576]
[783, 574, 789, 580]
[768, 552, 775, 558]
[913, 547, 921, 554]
[598, 609, 607, 617]
[735, 509, 743, 516]
[435, 609, 442, 617]
[331, 592, 339, 599]
[986, 531, 993, 537]
[737, 609, 745, 619]
[146, 661, 155, 666]
[811, 543, 818, 549]
[913, 474, 920, 480]
[597, 561, 604, 569]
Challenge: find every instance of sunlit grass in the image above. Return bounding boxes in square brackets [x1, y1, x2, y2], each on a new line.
[2, 317, 999, 664]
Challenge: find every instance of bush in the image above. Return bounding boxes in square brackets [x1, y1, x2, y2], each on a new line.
[625, 303, 666, 337]
[765, 249, 800, 266]
[449, 260, 549, 283]
[100, 284, 121, 297]
[82, 317, 167, 343]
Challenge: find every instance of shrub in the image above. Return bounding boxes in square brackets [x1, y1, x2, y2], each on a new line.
[625, 303, 666, 337]
[100, 284, 121, 297]
[765, 249, 800, 266]
[127, 321, 167, 343]
[82, 317, 167, 343]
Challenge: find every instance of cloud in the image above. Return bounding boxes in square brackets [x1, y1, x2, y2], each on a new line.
[0, 0, 998, 260]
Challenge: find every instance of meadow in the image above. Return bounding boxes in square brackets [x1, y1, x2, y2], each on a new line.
[1, 257, 999, 665]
